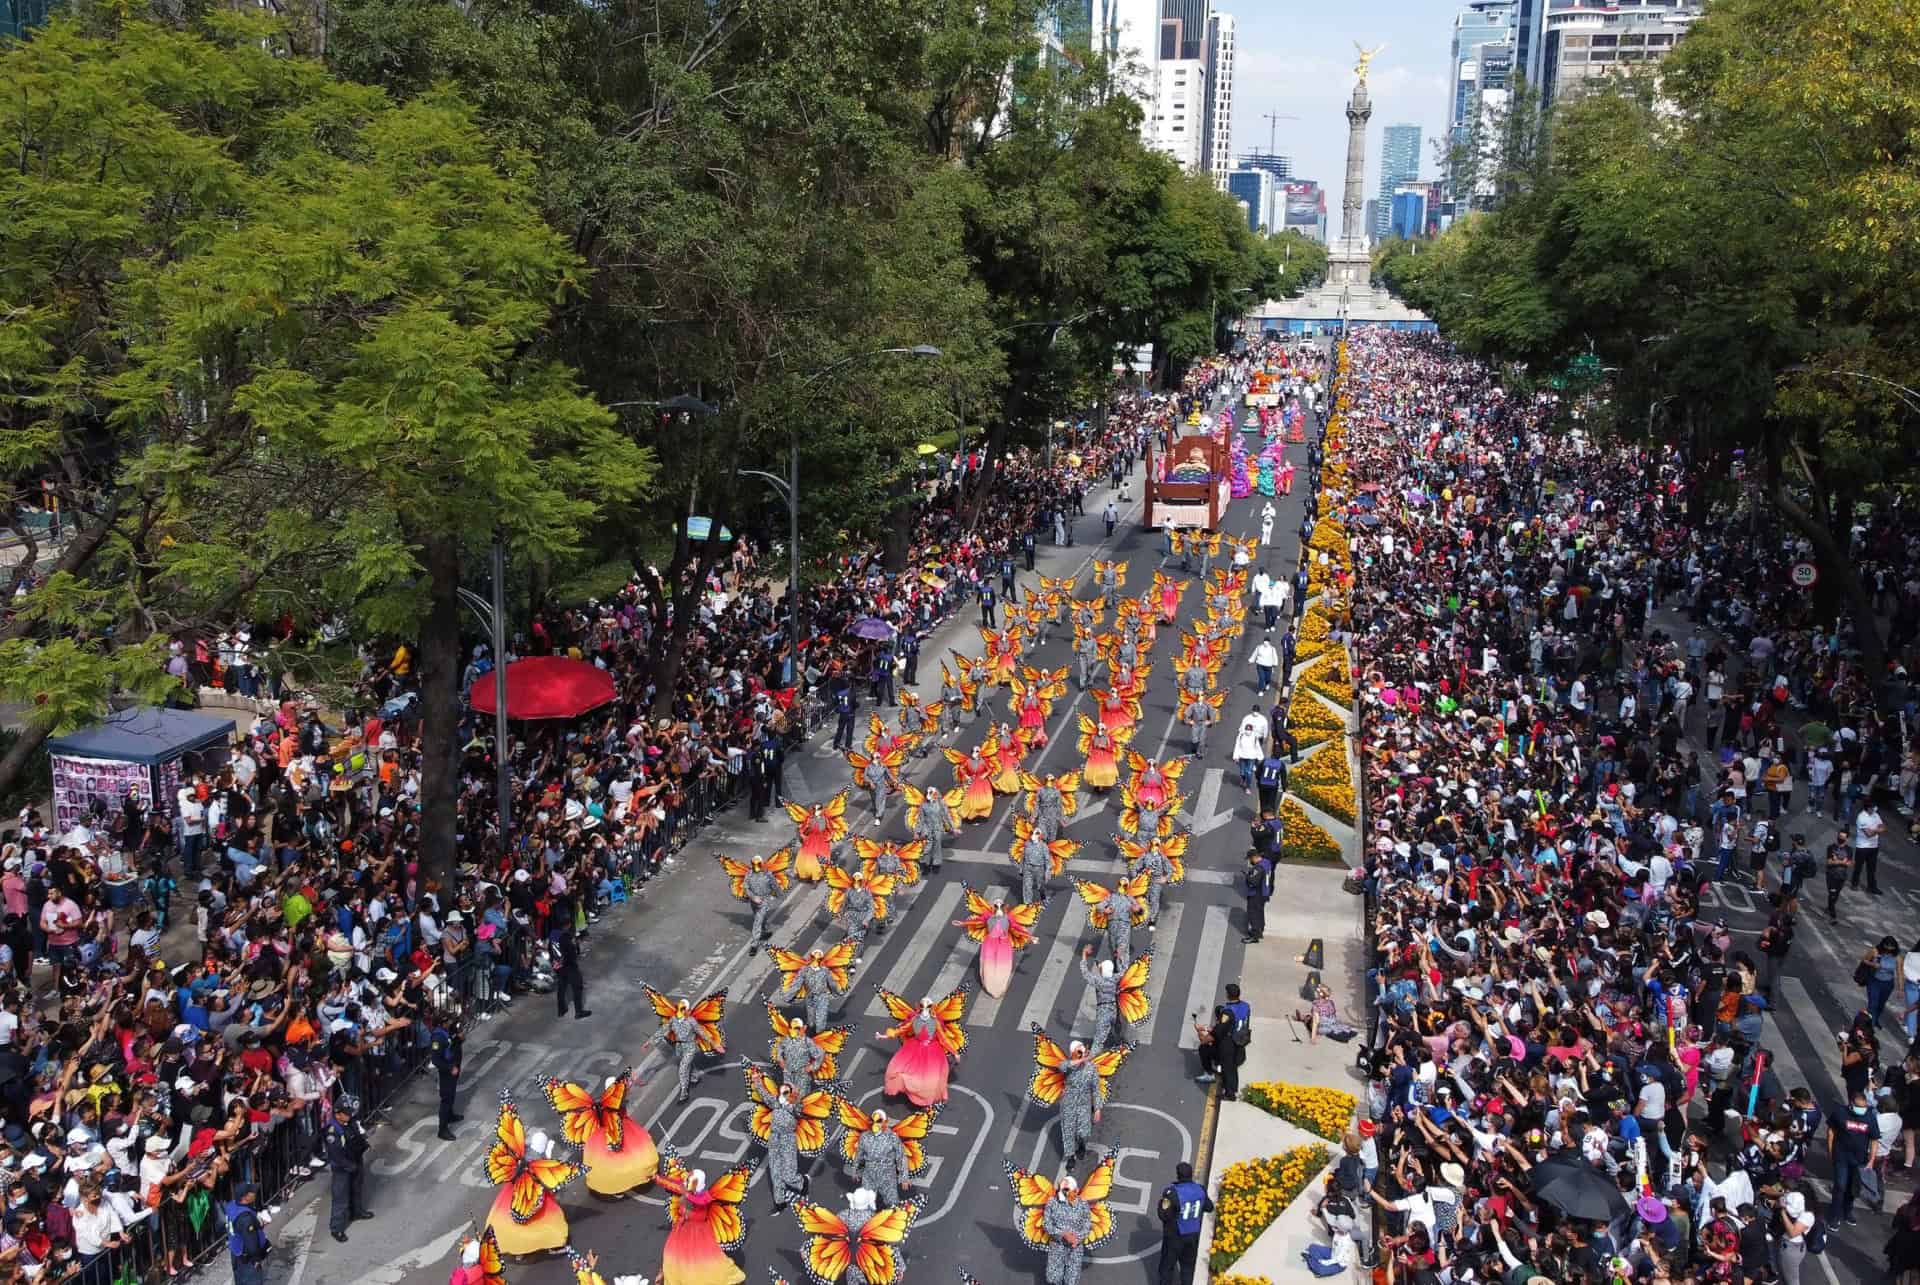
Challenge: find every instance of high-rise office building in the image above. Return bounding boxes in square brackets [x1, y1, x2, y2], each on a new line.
[1147, 57, 1208, 171]
[1373, 124, 1421, 241]
[1521, 0, 1693, 97]
[1390, 185, 1429, 240]
[1238, 152, 1292, 180]
[1446, 1, 1515, 203]
[1201, 13, 1237, 185]
[1225, 169, 1277, 232]
[1159, 0, 1208, 60]
[1538, 0, 1703, 108]
[1069, 1, 1163, 128]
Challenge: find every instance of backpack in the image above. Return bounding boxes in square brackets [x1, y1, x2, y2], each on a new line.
[1803, 1213, 1828, 1254]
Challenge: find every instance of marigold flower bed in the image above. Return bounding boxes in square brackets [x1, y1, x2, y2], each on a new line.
[1297, 655, 1355, 708]
[1208, 1144, 1332, 1273]
[1285, 692, 1346, 751]
[1277, 796, 1344, 864]
[1243, 1081, 1359, 1141]
[1289, 742, 1356, 825]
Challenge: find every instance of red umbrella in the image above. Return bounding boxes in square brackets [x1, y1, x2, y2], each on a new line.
[468, 657, 616, 721]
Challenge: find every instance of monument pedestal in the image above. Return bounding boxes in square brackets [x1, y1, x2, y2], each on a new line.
[1327, 239, 1371, 289]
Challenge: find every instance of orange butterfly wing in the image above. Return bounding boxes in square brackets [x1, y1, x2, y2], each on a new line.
[852, 1201, 920, 1284]
[717, 855, 750, 899]
[483, 1096, 527, 1187]
[476, 1228, 504, 1285]
[1116, 953, 1153, 1025]
[1027, 1026, 1069, 1105]
[643, 985, 678, 1025]
[688, 986, 728, 1028]
[538, 1077, 598, 1147]
[526, 1156, 582, 1196]
[796, 1202, 855, 1280]
[1080, 1149, 1120, 1203]
[705, 1163, 753, 1249]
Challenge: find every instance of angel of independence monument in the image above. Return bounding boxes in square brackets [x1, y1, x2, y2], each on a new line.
[1250, 45, 1434, 336]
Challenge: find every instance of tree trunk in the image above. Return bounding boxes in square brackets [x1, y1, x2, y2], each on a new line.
[960, 420, 1008, 532]
[647, 499, 732, 717]
[0, 721, 53, 815]
[415, 531, 464, 892]
[883, 475, 912, 573]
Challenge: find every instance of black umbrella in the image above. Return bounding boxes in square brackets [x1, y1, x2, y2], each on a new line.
[1530, 1155, 1630, 1221]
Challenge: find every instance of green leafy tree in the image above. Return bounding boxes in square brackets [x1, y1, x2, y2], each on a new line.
[0, 13, 652, 879]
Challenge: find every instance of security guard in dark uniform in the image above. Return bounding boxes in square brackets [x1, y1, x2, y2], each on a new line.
[1156, 1161, 1212, 1285]
[325, 1095, 373, 1243]
[1021, 528, 1037, 571]
[430, 1024, 463, 1141]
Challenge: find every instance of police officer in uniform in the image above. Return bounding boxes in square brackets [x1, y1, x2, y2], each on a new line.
[1000, 553, 1017, 604]
[831, 677, 858, 752]
[325, 1096, 373, 1243]
[430, 1023, 463, 1141]
[1156, 1161, 1213, 1285]
[1022, 528, 1037, 571]
[226, 1182, 271, 1285]
[900, 629, 921, 686]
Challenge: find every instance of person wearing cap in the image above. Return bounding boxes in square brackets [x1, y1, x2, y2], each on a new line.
[430, 1021, 463, 1142]
[324, 1096, 372, 1242]
[224, 1180, 271, 1285]
[1155, 1160, 1211, 1285]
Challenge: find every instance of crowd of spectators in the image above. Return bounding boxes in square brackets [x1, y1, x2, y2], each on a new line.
[1314, 330, 1920, 1285]
[0, 369, 1275, 1284]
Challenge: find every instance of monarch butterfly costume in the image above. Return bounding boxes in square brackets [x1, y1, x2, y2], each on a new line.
[771, 942, 856, 1032]
[1010, 816, 1078, 909]
[1019, 770, 1080, 843]
[902, 785, 959, 871]
[1076, 874, 1149, 970]
[653, 1145, 750, 1285]
[645, 986, 728, 1104]
[941, 747, 996, 821]
[1091, 686, 1138, 738]
[717, 851, 792, 950]
[1007, 1150, 1120, 1285]
[1119, 832, 1189, 927]
[766, 1004, 849, 1098]
[952, 885, 1045, 998]
[539, 1070, 658, 1196]
[743, 1067, 833, 1208]
[451, 1227, 506, 1285]
[483, 1091, 584, 1256]
[1027, 1029, 1132, 1166]
[864, 712, 917, 762]
[1124, 752, 1187, 812]
[1152, 570, 1184, 624]
[875, 986, 967, 1106]
[978, 724, 1024, 795]
[1076, 949, 1151, 1051]
[845, 749, 903, 825]
[979, 627, 1022, 687]
[824, 866, 893, 960]
[791, 1192, 922, 1285]
[947, 652, 989, 710]
[786, 794, 850, 883]
[853, 838, 924, 890]
[835, 1101, 938, 1205]
[1118, 782, 1183, 842]
[1075, 715, 1131, 791]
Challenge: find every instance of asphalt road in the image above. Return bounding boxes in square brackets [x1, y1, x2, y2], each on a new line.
[1644, 601, 1919, 1285]
[231, 390, 1322, 1285]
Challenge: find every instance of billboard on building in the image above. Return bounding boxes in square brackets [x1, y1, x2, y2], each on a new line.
[1280, 181, 1325, 241]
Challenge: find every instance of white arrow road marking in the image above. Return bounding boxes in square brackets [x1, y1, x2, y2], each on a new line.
[1188, 768, 1239, 837]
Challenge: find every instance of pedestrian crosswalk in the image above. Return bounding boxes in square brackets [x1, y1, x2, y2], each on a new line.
[752, 856, 1243, 1052]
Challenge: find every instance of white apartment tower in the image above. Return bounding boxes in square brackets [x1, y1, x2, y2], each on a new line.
[1202, 13, 1237, 186]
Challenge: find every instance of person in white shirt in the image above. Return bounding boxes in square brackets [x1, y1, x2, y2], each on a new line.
[1250, 633, 1281, 696]
[1258, 578, 1288, 629]
[1232, 710, 1270, 791]
[70, 1181, 128, 1259]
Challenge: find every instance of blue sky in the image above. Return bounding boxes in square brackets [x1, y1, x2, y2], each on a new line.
[1226, 0, 1454, 240]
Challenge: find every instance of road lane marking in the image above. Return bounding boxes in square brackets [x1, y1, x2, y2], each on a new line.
[1179, 906, 1231, 1050]
[1020, 910, 1088, 1035]
[863, 883, 966, 1017]
[1140, 902, 1185, 1044]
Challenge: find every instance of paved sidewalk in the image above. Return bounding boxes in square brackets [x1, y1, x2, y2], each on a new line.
[1197, 867, 1367, 1283]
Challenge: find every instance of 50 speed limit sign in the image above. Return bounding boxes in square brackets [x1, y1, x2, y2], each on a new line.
[1790, 562, 1819, 588]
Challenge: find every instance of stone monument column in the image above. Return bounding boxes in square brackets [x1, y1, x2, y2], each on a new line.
[1341, 79, 1372, 254]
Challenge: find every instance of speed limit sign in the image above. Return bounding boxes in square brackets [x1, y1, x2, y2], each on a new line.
[1790, 561, 1819, 588]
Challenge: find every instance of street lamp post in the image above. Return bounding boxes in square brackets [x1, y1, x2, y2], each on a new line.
[455, 540, 512, 855]
[750, 346, 941, 697]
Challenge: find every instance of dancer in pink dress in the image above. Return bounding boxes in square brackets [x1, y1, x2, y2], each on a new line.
[952, 886, 1044, 998]
[875, 987, 967, 1106]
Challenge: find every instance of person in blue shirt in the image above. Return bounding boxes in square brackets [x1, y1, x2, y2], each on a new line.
[1155, 1161, 1212, 1285]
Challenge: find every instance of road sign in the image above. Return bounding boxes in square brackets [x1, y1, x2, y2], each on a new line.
[1790, 562, 1818, 588]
